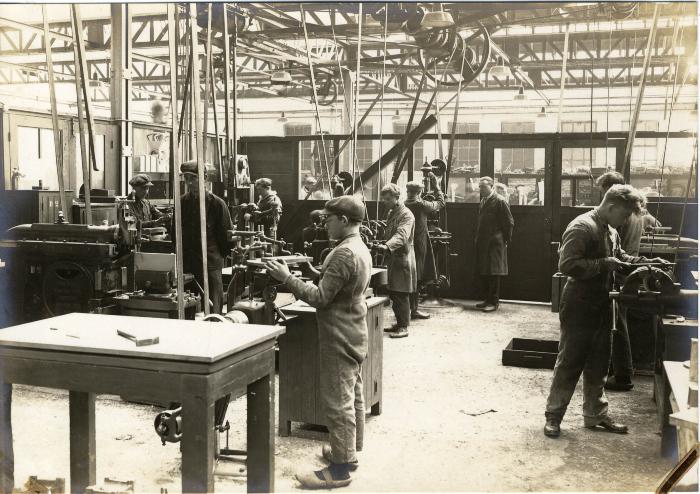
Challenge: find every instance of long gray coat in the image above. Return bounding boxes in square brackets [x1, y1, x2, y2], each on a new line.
[475, 192, 514, 276]
[383, 203, 417, 293]
[405, 190, 445, 283]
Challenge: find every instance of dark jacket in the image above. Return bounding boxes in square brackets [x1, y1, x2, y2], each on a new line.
[383, 203, 417, 293]
[127, 191, 162, 228]
[256, 192, 283, 236]
[285, 232, 372, 362]
[405, 190, 445, 282]
[176, 191, 233, 278]
[475, 191, 514, 276]
[559, 209, 647, 308]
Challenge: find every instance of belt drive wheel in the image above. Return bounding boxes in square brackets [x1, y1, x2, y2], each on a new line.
[41, 261, 95, 316]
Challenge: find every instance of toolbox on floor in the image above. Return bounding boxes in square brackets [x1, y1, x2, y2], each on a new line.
[502, 338, 560, 369]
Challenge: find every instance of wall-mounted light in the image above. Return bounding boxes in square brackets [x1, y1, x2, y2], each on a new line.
[514, 86, 526, 101]
[392, 109, 401, 121]
[277, 112, 288, 123]
[537, 106, 547, 117]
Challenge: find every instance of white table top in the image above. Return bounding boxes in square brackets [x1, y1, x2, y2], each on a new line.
[0, 313, 284, 363]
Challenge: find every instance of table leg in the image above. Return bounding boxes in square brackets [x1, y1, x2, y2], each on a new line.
[181, 378, 215, 493]
[247, 372, 274, 493]
[0, 383, 13, 494]
[69, 391, 96, 494]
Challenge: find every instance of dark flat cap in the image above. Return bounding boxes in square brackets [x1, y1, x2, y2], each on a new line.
[129, 173, 154, 187]
[321, 195, 366, 222]
[180, 160, 215, 177]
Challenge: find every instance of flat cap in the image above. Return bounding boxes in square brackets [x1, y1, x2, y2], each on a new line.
[406, 180, 424, 191]
[321, 195, 366, 222]
[255, 177, 272, 188]
[180, 160, 215, 176]
[129, 173, 154, 187]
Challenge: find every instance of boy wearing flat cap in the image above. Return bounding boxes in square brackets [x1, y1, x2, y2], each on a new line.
[176, 160, 233, 314]
[253, 177, 283, 237]
[265, 196, 371, 489]
[127, 173, 166, 228]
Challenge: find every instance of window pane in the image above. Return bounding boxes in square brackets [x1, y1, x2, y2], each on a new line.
[494, 147, 545, 206]
[560, 146, 617, 206]
[630, 137, 696, 198]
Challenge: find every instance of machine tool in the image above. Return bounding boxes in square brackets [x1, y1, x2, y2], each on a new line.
[0, 204, 136, 321]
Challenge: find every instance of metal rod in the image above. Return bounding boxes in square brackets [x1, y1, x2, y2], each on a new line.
[43, 4, 68, 221]
[394, 72, 426, 181]
[557, 23, 570, 133]
[210, 56, 223, 179]
[177, 56, 192, 145]
[189, 2, 210, 315]
[202, 3, 213, 162]
[72, 6, 99, 176]
[167, 3, 185, 320]
[222, 5, 233, 199]
[623, 3, 661, 174]
[70, 10, 91, 224]
[300, 3, 332, 193]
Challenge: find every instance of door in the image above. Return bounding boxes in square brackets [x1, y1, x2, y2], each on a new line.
[485, 138, 553, 302]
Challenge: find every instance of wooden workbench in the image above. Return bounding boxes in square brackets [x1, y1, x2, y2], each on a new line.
[0, 313, 283, 493]
[278, 296, 388, 437]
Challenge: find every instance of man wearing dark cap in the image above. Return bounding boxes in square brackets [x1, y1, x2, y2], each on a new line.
[176, 160, 233, 314]
[264, 195, 372, 489]
[404, 174, 445, 320]
[127, 173, 167, 228]
[254, 177, 283, 237]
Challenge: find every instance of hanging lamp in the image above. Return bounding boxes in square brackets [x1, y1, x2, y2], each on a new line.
[514, 86, 527, 101]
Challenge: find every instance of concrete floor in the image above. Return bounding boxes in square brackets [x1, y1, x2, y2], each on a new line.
[9, 302, 675, 492]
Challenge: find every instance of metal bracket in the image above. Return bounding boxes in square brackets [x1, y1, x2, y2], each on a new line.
[121, 145, 133, 157]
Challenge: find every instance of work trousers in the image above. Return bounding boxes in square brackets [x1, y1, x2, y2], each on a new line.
[190, 269, 225, 315]
[320, 348, 364, 464]
[545, 290, 613, 426]
[409, 292, 419, 313]
[610, 305, 634, 378]
[480, 275, 501, 306]
[389, 291, 410, 328]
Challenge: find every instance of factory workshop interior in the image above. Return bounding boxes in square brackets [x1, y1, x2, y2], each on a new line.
[0, 1, 698, 493]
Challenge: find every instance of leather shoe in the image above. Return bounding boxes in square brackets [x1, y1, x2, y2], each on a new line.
[389, 327, 409, 339]
[411, 310, 430, 320]
[604, 376, 634, 391]
[586, 416, 628, 434]
[384, 324, 398, 333]
[475, 301, 488, 309]
[481, 304, 498, 313]
[544, 419, 560, 437]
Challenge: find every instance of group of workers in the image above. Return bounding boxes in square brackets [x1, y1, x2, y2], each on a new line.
[125, 161, 667, 487]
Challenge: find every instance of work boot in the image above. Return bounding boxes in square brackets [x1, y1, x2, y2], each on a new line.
[604, 375, 634, 391]
[411, 310, 430, 320]
[586, 416, 628, 434]
[475, 301, 489, 309]
[481, 304, 498, 313]
[384, 324, 399, 333]
[389, 327, 409, 339]
[322, 445, 358, 471]
[544, 419, 561, 438]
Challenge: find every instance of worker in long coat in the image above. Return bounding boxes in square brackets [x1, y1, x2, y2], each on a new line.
[475, 176, 514, 312]
[264, 196, 372, 489]
[377, 183, 417, 339]
[404, 173, 445, 319]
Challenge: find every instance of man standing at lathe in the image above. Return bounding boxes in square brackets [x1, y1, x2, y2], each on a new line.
[264, 196, 372, 489]
[544, 184, 670, 438]
[475, 177, 514, 312]
[404, 173, 445, 319]
[376, 183, 417, 339]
